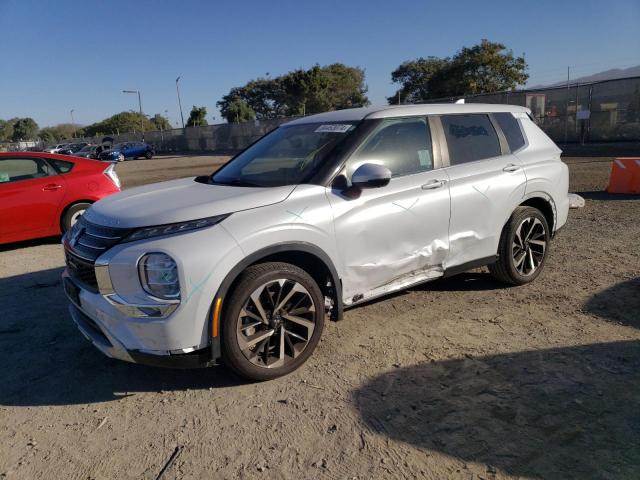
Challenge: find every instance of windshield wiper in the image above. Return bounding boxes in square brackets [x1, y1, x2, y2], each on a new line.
[210, 178, 264, 187]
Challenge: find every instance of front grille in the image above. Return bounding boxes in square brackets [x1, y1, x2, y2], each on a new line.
[67, 216, 130, 262]
[65, 250, 99, 291]
[64, 217, 131, 291]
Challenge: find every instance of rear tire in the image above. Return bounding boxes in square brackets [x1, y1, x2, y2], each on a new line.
[221, 262, 325, 381]
[145, 151, 153, 159]
[488, 206, 550, 285]
[61, 202, 91, 233]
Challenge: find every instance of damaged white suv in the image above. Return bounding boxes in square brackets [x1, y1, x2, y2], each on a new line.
[63, 104, 569, 380]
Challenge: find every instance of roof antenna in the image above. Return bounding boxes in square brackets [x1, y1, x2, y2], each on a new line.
[455, 98, 465, 104]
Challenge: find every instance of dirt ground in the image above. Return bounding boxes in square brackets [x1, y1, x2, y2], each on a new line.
[0, 155, 638, 480]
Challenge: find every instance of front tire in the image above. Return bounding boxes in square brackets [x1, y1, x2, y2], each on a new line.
[62, 202, 91, 233]
[489, 206, 550, 285]
[145, 151, 153, 159]
[221, 262, 325, 381]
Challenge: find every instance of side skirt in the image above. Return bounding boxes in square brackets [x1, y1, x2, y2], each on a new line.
[346, 255, 498, 309]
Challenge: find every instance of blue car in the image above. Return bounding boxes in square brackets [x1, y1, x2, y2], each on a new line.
[100, 141, 154, 162]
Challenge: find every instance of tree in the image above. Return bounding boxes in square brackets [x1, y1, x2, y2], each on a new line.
[82, 112, 155, 137]
[186, 106, 208, 127]
[0, 120, 14, 142]
[11, 117, 39, 141]
[150, 113, 172, 130]
[218, 78, 286, 121]
[38, 123, 81, 142]
[388, 39, 528, 103]
[387, 57, 450, 104]
[217, 63, 369, 123]
[38, 128, 59, 143]
[225, 98, 256, 123]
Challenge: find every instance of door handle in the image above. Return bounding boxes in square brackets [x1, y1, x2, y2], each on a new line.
[503, 163, 521, 172]
[42, 184, 62, 191]
[421, 179, 446, 190]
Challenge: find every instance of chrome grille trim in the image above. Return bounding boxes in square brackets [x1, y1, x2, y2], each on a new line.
[66, 216, 130, 262]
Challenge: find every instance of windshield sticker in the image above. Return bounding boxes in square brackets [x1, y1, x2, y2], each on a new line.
[314, 124, 353, 133]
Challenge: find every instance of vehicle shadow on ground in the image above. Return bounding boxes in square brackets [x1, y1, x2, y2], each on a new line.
[354, 341, 640, 479]
[575, 191, 640, 201]
[584, 277, 640, 328]
[0, 267, 247, 407]
[0, 235, 61, 252]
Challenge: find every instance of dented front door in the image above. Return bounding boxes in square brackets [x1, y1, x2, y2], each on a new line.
[327, 170, 451, 304]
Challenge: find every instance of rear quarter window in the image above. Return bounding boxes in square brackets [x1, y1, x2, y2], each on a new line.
[442, 114, 501, 165]
[494, 112, 526, 152]
[50, 159, 74, 173]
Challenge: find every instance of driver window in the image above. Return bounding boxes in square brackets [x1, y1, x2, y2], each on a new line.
[347, 117, 433, 178]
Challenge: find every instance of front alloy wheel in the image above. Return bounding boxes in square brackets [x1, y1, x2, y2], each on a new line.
[237, 279, 316, 368]
[222, 262, 325, 381]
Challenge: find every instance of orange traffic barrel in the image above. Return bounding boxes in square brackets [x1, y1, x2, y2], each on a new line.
[606, 157, 640, 194]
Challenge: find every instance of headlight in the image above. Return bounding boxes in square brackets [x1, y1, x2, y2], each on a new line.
[123, 214, 229, 243]
[138, 253, 180, 299]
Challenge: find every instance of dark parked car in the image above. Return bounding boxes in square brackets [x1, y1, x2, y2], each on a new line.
[99, 141, 154, 162]
[58, 143, 89, 155]
[73, 144, 100, 159]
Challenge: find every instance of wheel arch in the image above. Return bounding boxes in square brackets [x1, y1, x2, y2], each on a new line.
[213, 242, 343, 327]
[59, 199, 95, 232]
[519, 192, 557, 234]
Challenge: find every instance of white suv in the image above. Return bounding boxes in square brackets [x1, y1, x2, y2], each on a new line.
[63, 104, 569, 380]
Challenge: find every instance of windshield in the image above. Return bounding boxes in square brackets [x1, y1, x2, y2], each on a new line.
[113, 143, 126, 150]
[211, 122, 357, 187]
[78, 145, 92, 152]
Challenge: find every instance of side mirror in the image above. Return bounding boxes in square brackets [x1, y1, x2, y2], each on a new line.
[351, 163, 391, 189]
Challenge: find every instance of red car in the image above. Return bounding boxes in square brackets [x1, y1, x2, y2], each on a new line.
[0, 152, 121, 244]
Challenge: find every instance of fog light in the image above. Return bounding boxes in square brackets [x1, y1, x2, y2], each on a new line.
[138, 253, 180, 300]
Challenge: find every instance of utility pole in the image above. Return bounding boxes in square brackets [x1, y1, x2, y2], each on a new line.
[176, 76, 185, 128]
[564, 67, 570, 144]
[70, 109, 75, 138]
[398, 91, 401, 105]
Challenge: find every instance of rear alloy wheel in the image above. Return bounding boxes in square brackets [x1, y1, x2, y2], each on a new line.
[489, 206, 550, 285]
[222, 262, 324, 381]
[62, 202, 91, 233]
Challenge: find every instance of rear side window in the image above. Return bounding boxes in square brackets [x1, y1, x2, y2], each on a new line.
[442, 114, 501, 165]
[0, 158, 55, 183]
[494, 112, 526, 152]
[349, 117, 433, 178]
[50, 159, 74, 173]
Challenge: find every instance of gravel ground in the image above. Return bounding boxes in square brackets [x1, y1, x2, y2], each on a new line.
[0, 155, 638, 480]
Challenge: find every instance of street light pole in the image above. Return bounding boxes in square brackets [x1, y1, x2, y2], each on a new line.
[123, 89, 144, 140]
[70, 109, 75, 138]
[176, 76, 185, 128]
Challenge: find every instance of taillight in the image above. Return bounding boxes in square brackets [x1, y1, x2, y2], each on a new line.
[104, 163, 121, 189]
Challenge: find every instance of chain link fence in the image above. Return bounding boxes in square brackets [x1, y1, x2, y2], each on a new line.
[426, 76, 640, 144]
[4, 76, 638, 153]
[75, 117, 293, 153]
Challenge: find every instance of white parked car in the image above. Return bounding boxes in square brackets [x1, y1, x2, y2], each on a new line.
[44, 143, 71, 154]
[63, 104, 569, 380]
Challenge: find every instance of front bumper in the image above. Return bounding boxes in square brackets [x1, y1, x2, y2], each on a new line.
[61, 222, 245, 368]
[65, 278, 213, 368]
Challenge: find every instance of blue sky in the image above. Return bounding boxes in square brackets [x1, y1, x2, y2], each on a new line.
[0, 0, 638, 128]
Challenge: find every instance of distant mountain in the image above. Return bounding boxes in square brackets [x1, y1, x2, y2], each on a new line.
[530, 65, 640, 88]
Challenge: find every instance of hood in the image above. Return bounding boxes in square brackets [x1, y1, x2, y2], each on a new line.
[84, 177, 296, 228]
